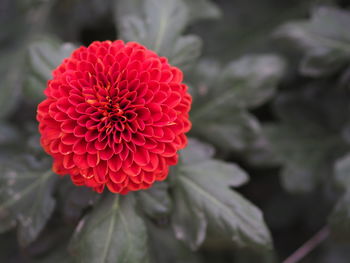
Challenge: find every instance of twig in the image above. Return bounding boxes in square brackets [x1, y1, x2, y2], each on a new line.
[282, 226, 330, 263]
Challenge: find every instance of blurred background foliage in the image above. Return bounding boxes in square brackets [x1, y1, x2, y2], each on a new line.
[2, 0, 350, 262]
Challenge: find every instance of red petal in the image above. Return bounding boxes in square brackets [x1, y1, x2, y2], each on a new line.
[109, 170, 127, 184]
[99, 146, 114, 160]
[143, 172, 156, 184]
[61, 133, 79, 145]
[87, 153, 99, 167]
[142, 152, 159, 172]
[106, 180, 122, 193]
[61, 120, 76, 133]
[93, 160, 108, 183]
[85, 129, 99, 142]
[123, 164, 141, 176]
[95, 138, 108, 150]
[131, 133, 146, 146]
[134, 147, 150, 166]
[63, 154, 75, 169]
[73, 139, 86, 154]
[162, 143, 177, 157]
[58, 142, 72, 155]
[108, 155, 122, 172]
[73, 153, 89, 169]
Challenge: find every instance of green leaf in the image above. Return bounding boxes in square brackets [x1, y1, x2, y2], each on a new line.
[334, 153, 350, 188]
[216, 55, 286, 109]
[300, 47, 349, 77]
[171, 140, 272, 250]
[25, 36, 76, 102]
[265, 85, 348, 193]
[170, 35, 202, 69]
[191, 55, 286, 119]
[70, 194, 150, 263]
[113, 0, 144, 23]
[172, 182, 207, 250]
[180, 138, 215, 165]
[0, 49, 25, 119]
[191, 55, 285, 152]
[116, 0, 202, 68]
[265, 123, 342, 193]
[180, 142, 249, 189]
[329, 154, 350, 240]
[187, 59, 221, 101]
[117, 0, 188, 53]
[275, 7, 350, 77]
[57, 178, 100, 223]
[0, 156, 56, 246]
[147, 222, 201, 263]
[194, 110, 262, 152]
[136, 181, 172, 218]
[183, 0, 221, 23]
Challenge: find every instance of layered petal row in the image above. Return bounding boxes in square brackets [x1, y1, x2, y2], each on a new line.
[37, 40, 191, 194]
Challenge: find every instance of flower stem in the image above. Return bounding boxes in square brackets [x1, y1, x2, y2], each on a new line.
[282, 226, 330, 263]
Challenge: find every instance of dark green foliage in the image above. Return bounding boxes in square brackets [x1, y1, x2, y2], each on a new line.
[172, 139, 272, 250]
[24, 37, 77, 103]
[0, 156, 55, 246]
[190, 55, 285, 153]
[70, 195, 150, 263]
[275, 7, 350, 77]
[2, 0, 350, 262]
[265, 84, 349, 193]
[116, 0, 203, 69]
[136, 181, 172, 219]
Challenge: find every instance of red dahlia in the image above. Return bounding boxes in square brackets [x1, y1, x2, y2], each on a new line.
[37, 40, 191, 194]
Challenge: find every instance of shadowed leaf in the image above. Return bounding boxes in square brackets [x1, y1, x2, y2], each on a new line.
[25, 37, 76, 102]
[172, 140, 271, 250]
[275, 7, 350, 77]
[0, 156, 56, 246]
[137, 181, 172, 219]
[191, 55, 285, 152]
[116, 0, 202, 68]
[70, 194, 150, 263]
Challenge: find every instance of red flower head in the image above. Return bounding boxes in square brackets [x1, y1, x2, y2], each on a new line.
[37, 40, 192, 194]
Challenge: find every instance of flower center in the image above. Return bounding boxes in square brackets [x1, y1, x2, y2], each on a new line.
[102, 96, 125, 120]
[98, 96, 128, 131]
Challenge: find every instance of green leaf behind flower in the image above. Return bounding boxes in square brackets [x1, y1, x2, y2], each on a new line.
[25, 36, 76, 103]
[115, 0, 202, 69]
[190, 55, 285, 152]
[182, 0, 221, 23]
[275, 7, 350, 77]
[171, 139, 272, 250]
[0, 49, 25, 120]
[70, 194, 150, 263]
[147, 221, 201, 263]
[136, 181, 172, 219]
